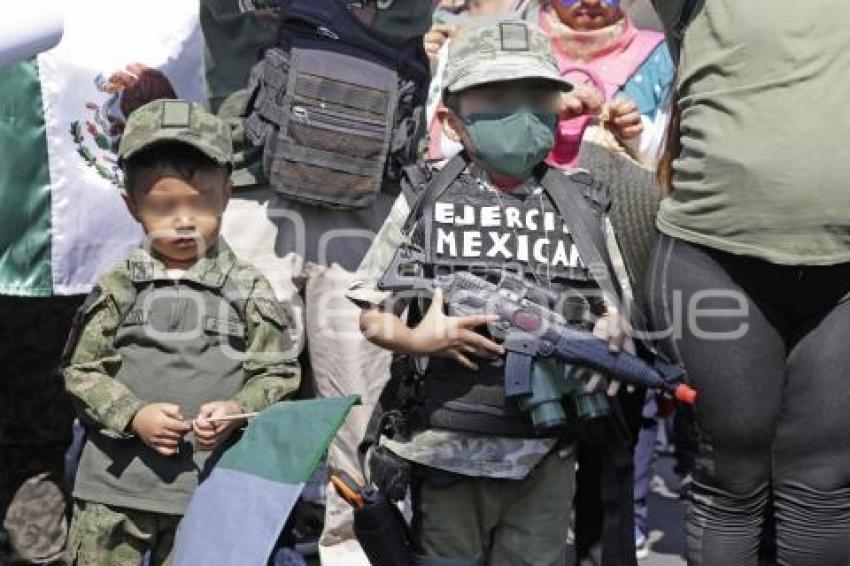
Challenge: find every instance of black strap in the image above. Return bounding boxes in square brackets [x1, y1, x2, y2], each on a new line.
[575, 388, 643, 566]
[279, 0, 402, 69]
[674, 0, 700, 39]
[399, 163, 429, 208]
[542, 169, 668, 364]
[401, 153, 470, 235]
[666, 0, 701, 61]
[539, 168, 622, 305]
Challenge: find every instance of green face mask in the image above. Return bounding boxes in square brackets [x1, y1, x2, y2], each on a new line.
[462, 110, 559, 180]
[369, 0, 435, 46]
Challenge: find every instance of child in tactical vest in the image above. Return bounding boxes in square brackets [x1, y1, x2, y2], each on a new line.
[348, 19, 631, 566]
[62, 99, 300, 565]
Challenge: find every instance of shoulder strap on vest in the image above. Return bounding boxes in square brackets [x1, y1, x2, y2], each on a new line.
[539, 167, 622, 305]
[668, 0, 701, 61]
[399, 162, 431, 208]
[676, 0, 700, 36]
[402, 152, 470, 235]
[542, 169, 661, 358]
[107, 266, 141, 326]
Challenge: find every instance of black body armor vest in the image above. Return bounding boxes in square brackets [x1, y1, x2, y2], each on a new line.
[400, 154, 620, 437]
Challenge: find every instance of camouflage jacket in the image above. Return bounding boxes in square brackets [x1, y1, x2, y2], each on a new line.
[64, 239, 301, 439]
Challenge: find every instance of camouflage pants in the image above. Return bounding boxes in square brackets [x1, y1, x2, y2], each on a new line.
[412, 447, 577, 566]
[0, 295, 82, 565]
[66, 501, 180, 566]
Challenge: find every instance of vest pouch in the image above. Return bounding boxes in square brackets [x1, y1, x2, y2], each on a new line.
[268, 46, 399, 209]
[386, 77, 426, 185]
[244, 47, 290, 149]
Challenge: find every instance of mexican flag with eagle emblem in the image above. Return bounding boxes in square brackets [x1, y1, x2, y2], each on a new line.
[0, 0, 276, 297]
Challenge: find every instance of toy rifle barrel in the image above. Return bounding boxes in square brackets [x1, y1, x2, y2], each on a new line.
[673, 383, 698, 405]
[547, 324, 697, 405]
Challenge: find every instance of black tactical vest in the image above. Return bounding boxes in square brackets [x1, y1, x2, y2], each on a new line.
[400, 155, 619, 438]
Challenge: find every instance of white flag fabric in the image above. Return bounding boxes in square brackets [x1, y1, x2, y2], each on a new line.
[33, 0, 205, 295]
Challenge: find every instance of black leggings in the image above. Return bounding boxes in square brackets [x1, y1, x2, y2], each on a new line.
[646, 234, 850, 566]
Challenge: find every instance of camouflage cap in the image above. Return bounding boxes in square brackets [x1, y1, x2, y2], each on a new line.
[444, 19, 572, 93]
[118, 99, 233, 165]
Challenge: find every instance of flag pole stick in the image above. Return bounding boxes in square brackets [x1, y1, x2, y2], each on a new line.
[200, 412, 259, 423]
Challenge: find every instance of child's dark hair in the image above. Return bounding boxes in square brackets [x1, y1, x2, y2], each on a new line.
[123, 142, 230, 197]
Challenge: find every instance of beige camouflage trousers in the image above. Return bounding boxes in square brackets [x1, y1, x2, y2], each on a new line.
[66, 501, 179, 566]
[222, 189, 392, 566]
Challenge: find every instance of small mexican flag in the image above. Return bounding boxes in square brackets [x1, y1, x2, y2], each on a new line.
[172, 396, 360, 566]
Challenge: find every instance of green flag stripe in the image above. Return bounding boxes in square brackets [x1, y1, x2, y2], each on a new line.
[218, 396, 359, 485]
[0, 59, 53, 297]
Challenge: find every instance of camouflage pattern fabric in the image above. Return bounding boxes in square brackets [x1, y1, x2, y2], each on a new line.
[118, 99, 233, 166]
[64, 239, 300, 439]
[346, 193, 412, 311]
[66, 501, 179, 566]
[64, 237, 301, 546]
[444, 18, 572, 93]
[3, 473, 69, 566]
[199, 0, 278, 115]
[384, 430, 557, 480]
[0, 295, 83, 565]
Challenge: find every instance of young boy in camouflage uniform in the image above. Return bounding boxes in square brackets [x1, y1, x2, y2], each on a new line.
[63, 99, 301, 565]
[349, 19, 633, 566]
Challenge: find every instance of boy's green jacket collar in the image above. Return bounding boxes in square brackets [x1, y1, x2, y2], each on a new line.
[126, 238, 237, 289]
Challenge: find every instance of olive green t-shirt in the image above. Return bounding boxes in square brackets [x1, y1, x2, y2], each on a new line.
[657, 0, 850, 265]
